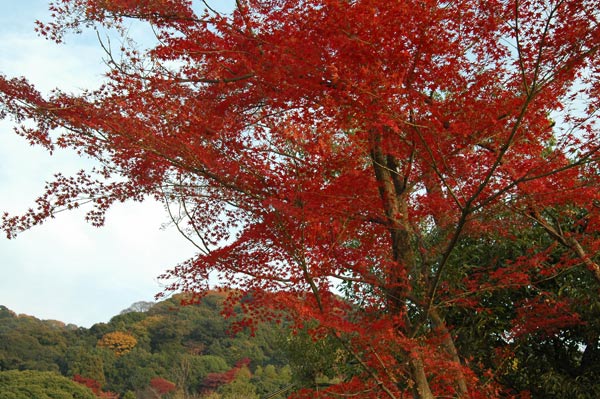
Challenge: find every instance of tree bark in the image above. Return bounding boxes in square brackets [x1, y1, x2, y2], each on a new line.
[370, 134, 436, 399]
[409, 354, 435, 399]
[430, 308, 469, 397]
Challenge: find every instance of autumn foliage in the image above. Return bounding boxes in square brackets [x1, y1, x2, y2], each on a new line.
[149, 377, 177, 396]
[97, 331, 137, 356]
[73, 375, 119, 398]
[201, 358, 251, 392]
[2, 0, 600, 398]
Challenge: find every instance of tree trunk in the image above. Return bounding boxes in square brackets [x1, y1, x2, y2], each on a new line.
[409, 354, 435, 399]
[370, 134, 436, 398]
[430, 308, 469, 397]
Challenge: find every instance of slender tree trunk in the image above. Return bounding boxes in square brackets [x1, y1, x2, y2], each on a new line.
[569, 237, 600, 285]
[370, 134, 437, 399]
[430, 308, 469, 397]
[528, 209, 600, 285]
[409, 354, 435, 399]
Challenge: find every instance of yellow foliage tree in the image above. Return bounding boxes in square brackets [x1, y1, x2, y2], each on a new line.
[97, 331, 137, 356]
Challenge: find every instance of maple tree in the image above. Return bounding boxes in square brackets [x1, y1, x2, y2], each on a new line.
[1, 0, 600, 398]
[149, 376, 177, 397]
[201, 358, 252, 393]
[73, 374, 119, 398]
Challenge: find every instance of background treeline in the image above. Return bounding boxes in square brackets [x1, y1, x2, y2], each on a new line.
[0, 292, 340, 399]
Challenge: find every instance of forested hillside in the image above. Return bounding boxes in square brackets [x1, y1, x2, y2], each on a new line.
[0, 291, 343, 398]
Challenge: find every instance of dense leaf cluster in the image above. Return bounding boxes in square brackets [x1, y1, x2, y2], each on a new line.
[0, 369, 98, 399]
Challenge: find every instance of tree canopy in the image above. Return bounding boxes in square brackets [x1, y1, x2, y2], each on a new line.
[1, 1, 600, 398]
[0, 370, 98, 399]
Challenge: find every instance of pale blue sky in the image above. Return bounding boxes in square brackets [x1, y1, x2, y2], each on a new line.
[0, 1, 232, 327]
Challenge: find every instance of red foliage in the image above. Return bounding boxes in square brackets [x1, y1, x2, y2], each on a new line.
[150, 377, 177, 395]
[4, 0, 600, 397]
[73, 375, 118, 398]
[201, 358, 251, 392]
[510, 296, 583, 339]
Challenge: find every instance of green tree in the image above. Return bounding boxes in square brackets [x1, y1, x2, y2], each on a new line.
[104, 347, 157, 394]
[63, 346, 105, 386]
[218, 366, 258, 399]
[252, 364, 293, 398]
[0, 306, 15, 320]
[169, 354, 229, 395]
[282, 325, 352, 389]
[0, 326, 63, 372]
[0, 370, 97, 399]
[443, 223, 600, 398]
